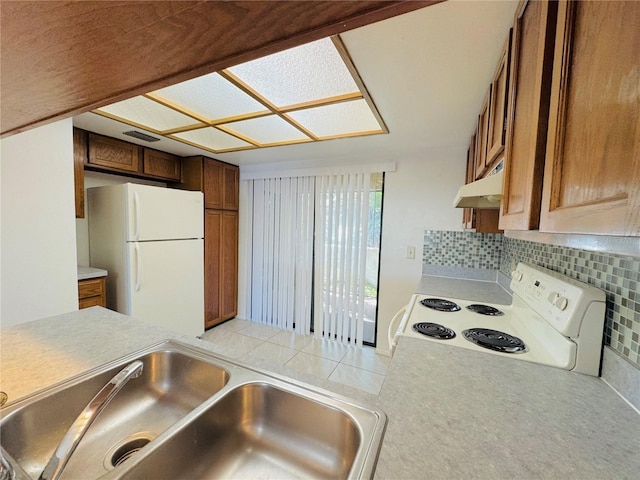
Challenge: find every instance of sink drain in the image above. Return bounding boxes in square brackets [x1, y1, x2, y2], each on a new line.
[104, 432, 155, 470]
[111, 438, 150, 467]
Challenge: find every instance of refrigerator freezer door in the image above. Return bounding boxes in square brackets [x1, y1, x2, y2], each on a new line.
[128, 239, 204, 337]
[126, 184, 203, 241]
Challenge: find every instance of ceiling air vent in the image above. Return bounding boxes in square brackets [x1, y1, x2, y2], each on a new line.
[122, 130, 160, 142]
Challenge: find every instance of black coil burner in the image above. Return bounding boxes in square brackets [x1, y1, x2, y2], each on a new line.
[465, 304, 504, 316]
[412, 322, 456, 340]
[419, 298, 461, 312]
[462, 328, 526, 353]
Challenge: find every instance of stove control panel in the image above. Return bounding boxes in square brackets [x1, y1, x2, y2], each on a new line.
[511, 263, 605, 338]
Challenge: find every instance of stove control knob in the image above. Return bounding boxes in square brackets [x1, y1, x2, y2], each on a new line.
[547, 292, 559, 304]
[554, 296, 569, 311]
[512, 270, 523, 282]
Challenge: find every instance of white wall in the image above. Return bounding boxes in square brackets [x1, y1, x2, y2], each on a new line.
[1, 119, 78, 326]
[376, 147, 465, 354]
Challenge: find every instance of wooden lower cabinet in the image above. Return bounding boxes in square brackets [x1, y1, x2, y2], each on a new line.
[78, 277, 106, 309]
[204, 209, 238, 329]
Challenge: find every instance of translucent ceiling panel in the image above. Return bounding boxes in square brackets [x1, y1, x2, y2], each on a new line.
[228, 38, 359, 107]
[287, 99, 382, 138]
[222, 115, 311, 145]
[96, 96, 199, 131]
[172, 127, 253, 151]
[152, 73, 268, 121]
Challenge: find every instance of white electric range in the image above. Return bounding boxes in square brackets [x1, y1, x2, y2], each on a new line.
[393, 263, 607, 376]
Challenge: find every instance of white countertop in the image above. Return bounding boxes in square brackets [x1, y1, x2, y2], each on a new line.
[77, 266, 108, 280]
[1, 307, 638, 479]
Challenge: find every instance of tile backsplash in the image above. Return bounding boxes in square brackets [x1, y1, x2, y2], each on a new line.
[423, 231, 503, 269]
[423, 230, 640, 369]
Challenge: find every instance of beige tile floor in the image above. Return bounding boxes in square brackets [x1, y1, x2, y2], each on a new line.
[200, 318, 390, 395]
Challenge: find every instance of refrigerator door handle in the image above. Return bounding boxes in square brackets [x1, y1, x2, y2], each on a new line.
[133, 191, 141, 241]
[134, 242, 142, 292]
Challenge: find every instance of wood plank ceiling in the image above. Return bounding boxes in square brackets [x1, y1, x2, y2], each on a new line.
[0, 0, 442, 137]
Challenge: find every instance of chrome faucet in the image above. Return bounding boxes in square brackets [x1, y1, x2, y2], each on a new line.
[38, 361, 144, 480]
[0, 447, 15, 480]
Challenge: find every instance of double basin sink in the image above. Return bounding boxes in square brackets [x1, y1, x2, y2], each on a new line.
[0, 340, 386, 479]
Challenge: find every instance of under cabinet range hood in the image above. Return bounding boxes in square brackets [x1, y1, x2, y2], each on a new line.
[454, 169, 503, 209]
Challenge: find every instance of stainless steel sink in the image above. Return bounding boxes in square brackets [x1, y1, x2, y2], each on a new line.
[0, 340, 386, 480]
[116, 382, 361, 479]
[0, 344, 230, 479]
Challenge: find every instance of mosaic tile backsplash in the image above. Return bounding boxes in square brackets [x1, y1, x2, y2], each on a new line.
[423, 231, 503, 269]
[423, 230, 640, 368]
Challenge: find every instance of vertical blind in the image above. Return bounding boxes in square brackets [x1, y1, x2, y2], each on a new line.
[248, 172, 373, 346]
[250, 177, 314, 334]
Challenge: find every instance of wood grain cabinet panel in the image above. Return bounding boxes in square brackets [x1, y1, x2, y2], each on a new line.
[204, 160, 224, 209]
[178, 156, 239, 211]
[78, 277, 106, 309]
[499, 0, 557, 230]
[143, 148, 181, 181]
[204, 209, 238, 329]
[73, 128, 87, 218]
[539, 0, 640, 235]
[222, 166, 240, 211]
[88, 133, 141, 173]
[486, 30, 512, 167]
[475, 88, 492, 179]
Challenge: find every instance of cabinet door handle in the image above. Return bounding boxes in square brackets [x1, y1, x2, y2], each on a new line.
[133, 191, 141, 241]
[134, 242, 142, 292]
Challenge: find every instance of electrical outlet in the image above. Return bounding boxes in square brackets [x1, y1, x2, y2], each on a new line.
[406, 246, 416, 259]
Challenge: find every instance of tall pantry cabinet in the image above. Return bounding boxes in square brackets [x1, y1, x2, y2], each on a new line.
[174, 157, 239, 329]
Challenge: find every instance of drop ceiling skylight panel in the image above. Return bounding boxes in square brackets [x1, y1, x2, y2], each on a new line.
[287, 99, 383, 138]
[222, 115, 311, 145]
[171, 126, 253, 151]
[227, 38, 359, 108]
[96, 96, 201, 132]
[151, 72, 269, 122]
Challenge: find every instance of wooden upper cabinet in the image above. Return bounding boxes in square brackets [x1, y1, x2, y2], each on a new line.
[539, 0, 640, 236]
[463, 137, 476, 229]
[143, 148, 181, 182]
[486, 29, 512, 166]
[73, 128, 87, 218]
[87, 133, 141, 173]
[499, 0, 557, 231]
[203, 160, 224, 209]
[222, 165, 240, 211]
[178, 156, 239, 211]
[475, 88, 492, 179]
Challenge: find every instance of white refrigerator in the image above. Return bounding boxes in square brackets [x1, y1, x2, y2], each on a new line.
[88, 183, 204, 337]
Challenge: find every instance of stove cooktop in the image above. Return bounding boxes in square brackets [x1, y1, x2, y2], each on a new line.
[392, 263, 607, 376]
[396, 293, 575, 368]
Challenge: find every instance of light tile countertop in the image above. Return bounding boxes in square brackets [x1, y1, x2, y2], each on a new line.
[2, 306, 639, 479]
[77, 266, 108, 280]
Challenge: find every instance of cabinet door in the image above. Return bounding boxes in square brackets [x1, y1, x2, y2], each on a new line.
[204, 209, 239, 328]
[221, 210, 239, 319]
[204, 160, 224, 209]
[499, 0, 557, 230]
[463, 138, 476, 229]
[88, 133, 141, 173]
[540, 1, 640, 236]
[222, 165, 240, 211]
[204, 210, 222, 328]
[486, 30, 512, 166]
[73, 128, 87, 218]
[475, 88, 492, 179]
[143, 148, 181, 181]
